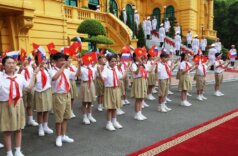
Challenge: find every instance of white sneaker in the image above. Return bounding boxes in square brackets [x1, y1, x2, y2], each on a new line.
[201, 95, 207, 100]
[139, 112, 147, 120]
[88, 115, 97, 123]
[168, 90, 174, 95]
[163, 103, 172, 111]
[166, 97, 172, 102]
[116, 108, 125, 115]
[122, 100, 126, 105]
[152, 88, 158, 94]
[62, 135, 74, 143]
[70, 111, 76, 118]
[14, 151, 24, 156]
[187, 93, 192, 97]
[134, 113, 144, 121]
[214, 91, 221, 97]
[28, 120, 39, 126]
[150, 94, 156, 100]
[180, 101, 192, 107]
[218, 91, 224, 96]
[124, 99, 130, 105]
[184, 100, 192, 106]
[97, 104, 103, 112]
[38, 128, 45, 136]
[55, 136, 62, 147]
[106, 122, 116, 131]
[143, 101, 149, 107]
[196, 95, 203, 101]
[158, 104, 168, 113]
[0, 143, 4, 148]
[83, 116, 91, 125]
[44, 126, 54, 134]
[112, 121, 123, 129]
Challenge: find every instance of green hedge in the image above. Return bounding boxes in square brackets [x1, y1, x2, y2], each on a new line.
[84, 36, 114, 44]
[77, 19, 106, 36]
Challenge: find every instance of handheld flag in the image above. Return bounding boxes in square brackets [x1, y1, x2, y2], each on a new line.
[121, 53, 132, 62]
[20, 48, 27, 62]
[6, 51, 20, 60]
[121, 46, 130, 54]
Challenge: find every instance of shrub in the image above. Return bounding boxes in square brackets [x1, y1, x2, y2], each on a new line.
[77, 19, 106, 36]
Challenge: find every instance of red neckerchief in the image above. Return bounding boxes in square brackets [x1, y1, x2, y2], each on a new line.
[40, 69, 47, 88]
[7, 76, 20, 107]
[163, 63, 171, 78]
[110, 67, 119, 88]
[24, 68, 30, 80]
[69, 66, 75, 72]
[57, 71, 70, 93]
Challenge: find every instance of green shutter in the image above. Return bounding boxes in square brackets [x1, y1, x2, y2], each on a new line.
[166, 5, 175, 18]
[152, 8, 161, 30]
[65, 0, 69, 5]
[89, 0, 99, 6]
[70, 0, 77, 7]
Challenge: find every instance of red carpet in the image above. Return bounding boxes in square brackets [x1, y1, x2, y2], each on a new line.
[128, 109, 238, 156]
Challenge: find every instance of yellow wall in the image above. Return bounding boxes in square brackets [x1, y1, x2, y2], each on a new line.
[0, 0, 216, 55]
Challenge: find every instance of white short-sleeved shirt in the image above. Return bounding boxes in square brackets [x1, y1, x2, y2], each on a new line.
[117, 64, 126, 78]
[68, 65, 77, 80]
[131, 63, 144, 78]
[214, 60, 224, 73]
[34, 69, 52, 92]
[157, 63, 170, 80]
[102, 66, 122, 87]
[180, 61, 192, 75]
[146, 60, 156, 73]
[20, 66, 34, 86]
[80, 65, 95, 81]
[197, 63, 207, 76]
[0, 73, 27, 101]
[50, 68, 72, 94]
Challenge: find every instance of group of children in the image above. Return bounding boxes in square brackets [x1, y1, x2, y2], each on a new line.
[0, 47, 233, 156]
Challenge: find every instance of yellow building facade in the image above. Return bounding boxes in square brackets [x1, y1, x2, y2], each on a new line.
[0, 0, 216, 54]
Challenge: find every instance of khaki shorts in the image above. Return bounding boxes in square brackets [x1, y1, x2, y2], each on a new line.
[52, 93, 71, 123]
[158, 79, 169, 97]
[215, 73, 223, 87]
[23, 89, 34, 107]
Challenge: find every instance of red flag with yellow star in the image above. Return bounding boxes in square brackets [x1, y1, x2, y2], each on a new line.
[20, 48, 27, 62]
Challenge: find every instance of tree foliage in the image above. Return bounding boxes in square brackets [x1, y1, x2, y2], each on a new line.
[77, 19, 106, 36]
[137, 24, 146, 47]
[214, 0, 238, 49]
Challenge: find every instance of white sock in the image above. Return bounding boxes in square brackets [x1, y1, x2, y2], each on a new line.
[15, 147, 21, 153]
[7, 150, 13, 155]
[43, 122, 48, 128]
[28, 116, 33, 121]
[83, 114, 87, 118]
[39, 124, 43, 130]
[112, 118, 116, 123]
[88, 113, 92, 117]
[107, 121, 111, 124]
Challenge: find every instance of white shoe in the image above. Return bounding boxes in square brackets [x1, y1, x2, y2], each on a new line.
[201, 95, 207, 100]
[218, 91, 224, 96]
[88, 115, 97, 123]
[55, 136, 62, 147]
[214, 91, 221, 97]
[134, 113, 144, 121]
[180, 101, 191, 107]
[62, 135, 74, 143]
[44, 126, 54, 134]
[97, 104, 103, 112]
[163, 103, 172, 111]
[124, 99, 130, 105]
[139, 112, 147, 120]
[122, 100, 126, 105]
[112, 121, 123, 129]
[166, 97, 172, 102]
[0, 143, 4, 148]
[152, 88, 158, 94]
[158, 104, 168, 113]
[28, 120, 39, 126]
[106, 122, 116, 131]
[14, 151, 24, 156]
[143, 101, 149, 107]
[168, 90, 174, 95]
[184, 100, 192, 106]
[196, 95, 203, 101]
[38, 128, 45, 136]
[116, 108, 125, 115]
[70, 111, 76, 118]
[83, 116, 91, 125]
[187, 93, 192, 97]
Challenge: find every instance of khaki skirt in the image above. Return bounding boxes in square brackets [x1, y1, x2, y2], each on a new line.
[34, 88, 52, 112]
[120, 80, 125, 96]
[179, 74, 192, 91]
[196, 75, 206, 90]
[0, 98, 25, 132]
[95, 77, 104, 96]
[131, 78, 147, 98]
[70, 79, 78, 99]
[23, 89, 34, 107]
[104, 87, 122, 109]
[148, 72, 157, 86]
[79, 82, 96, 102]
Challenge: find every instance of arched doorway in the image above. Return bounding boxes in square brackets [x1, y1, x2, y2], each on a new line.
[151, 8, 161, 30]
[109, 0, 118, 17]
[88, 0, 99, 10]
[126, 4, 133, 30]
[166, 5, 175, 19]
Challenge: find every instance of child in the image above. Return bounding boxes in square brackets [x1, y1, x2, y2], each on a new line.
[179, 53, 197, 106]
[98, 54, 128, 131]
[157, 53, 172, 112]
[34, 55, 54, 136]
[146, 55, 157, 100]
[51, 53, 79, 147]
[229, 45, 237, 67]
[0, 56, 38, 156]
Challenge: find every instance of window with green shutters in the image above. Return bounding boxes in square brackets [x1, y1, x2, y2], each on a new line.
[151, 8, 161, 30]
[65, 0, 77, 7]
[89, 0, 99, 6]
[166, 5, 175, 19]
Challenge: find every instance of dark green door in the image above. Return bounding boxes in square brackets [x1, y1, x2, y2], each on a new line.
[109, 0, 118, 16]
[166, 5, 175, 19]
[88, 0, 99, 10]
[152, 8, 161, 30]
[126, 4, 133, 30]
